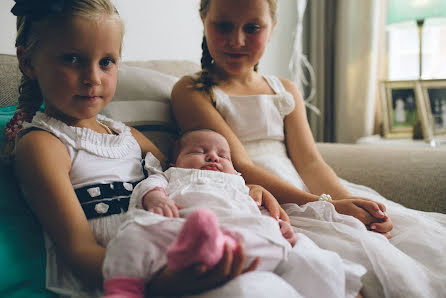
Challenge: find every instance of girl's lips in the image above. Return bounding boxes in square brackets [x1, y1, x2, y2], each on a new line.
[78, 95, 100, 101]
[225, 53, 247, 59]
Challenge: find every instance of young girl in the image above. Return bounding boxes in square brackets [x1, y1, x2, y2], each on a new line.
[170, 0, 446, 297]
[7, 0, 283, 296]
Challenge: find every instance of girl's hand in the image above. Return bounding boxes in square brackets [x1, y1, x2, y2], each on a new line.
[247, 184, 290, 223]
[147, 243, 260, 296]
[142, 189, 180, 218]
[331, 197, 393, 239]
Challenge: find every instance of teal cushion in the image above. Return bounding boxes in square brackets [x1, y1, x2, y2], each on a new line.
[0, 106, 55, 297]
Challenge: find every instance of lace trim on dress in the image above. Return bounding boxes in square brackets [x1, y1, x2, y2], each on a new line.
[20, 112, 137, 158]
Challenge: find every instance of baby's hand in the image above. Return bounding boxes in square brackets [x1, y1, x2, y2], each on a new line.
[279, 220, 297, 247]
[142, 188, 180, 218]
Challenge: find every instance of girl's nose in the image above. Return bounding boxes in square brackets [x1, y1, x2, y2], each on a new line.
[228, 29, 245, 48]
[82, 65, 101, 86]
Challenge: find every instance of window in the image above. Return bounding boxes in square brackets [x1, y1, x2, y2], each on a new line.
[387, 20, 446, 80]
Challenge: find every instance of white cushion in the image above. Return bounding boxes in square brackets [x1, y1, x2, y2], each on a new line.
[102, 63, 179, 127]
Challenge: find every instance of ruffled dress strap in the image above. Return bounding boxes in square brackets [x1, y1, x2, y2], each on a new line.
[19, 112, 136, 159]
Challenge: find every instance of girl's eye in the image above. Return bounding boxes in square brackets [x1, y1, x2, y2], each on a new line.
[244, 24, 261, 34]
[63, 55, 80, 64]
[215, 22, 233, 33]
[100, 57, 115, 68]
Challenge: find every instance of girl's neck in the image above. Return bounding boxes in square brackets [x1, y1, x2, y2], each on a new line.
[213, 64, 257, 85]
[44, 109, 109, 134]
[213, 65, 273, 96]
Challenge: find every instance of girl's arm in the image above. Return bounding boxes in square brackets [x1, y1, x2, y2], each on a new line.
[280, 78, 392, 235]
[130, 127, 166, 166]
[15, 131, 105, 288]
[280, 78, 351, 198]
[171, 76, 318, 206]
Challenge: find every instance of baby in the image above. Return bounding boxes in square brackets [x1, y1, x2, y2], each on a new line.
[102, 129, 362, 297]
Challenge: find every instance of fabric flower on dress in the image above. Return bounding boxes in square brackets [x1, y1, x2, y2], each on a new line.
[11, 0, 65, 21]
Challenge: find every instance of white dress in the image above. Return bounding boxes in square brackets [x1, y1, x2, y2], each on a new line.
[103, 158, 365, 298]
[18, 112, 146, 297]
[213, 75, 446, 298]
[104, 166, 290, 278]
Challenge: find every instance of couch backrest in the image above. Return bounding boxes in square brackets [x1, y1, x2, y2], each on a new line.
[0, 54, 21, 107]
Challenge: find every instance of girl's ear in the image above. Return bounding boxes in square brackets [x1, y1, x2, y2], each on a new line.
[169, 162, 175, 168]
[16, 46, 36, 79]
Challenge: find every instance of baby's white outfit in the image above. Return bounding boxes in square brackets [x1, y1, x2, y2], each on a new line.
[213, 75, 446, 298]
[18, 112, 146, 297]
[103, 155, 366, 298]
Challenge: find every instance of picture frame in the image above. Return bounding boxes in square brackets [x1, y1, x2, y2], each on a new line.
[380, 80, 424, 138]
[419, 79, 446, 141]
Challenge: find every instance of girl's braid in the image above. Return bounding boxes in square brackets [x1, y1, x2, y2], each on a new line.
[191, 36, 216, 103]
[2, 16, 43, 162]
[14, 16, 43, 119]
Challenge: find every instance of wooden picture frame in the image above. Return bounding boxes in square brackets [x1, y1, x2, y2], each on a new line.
[419, 79, 446, 141]
[380, 80, 423, 138]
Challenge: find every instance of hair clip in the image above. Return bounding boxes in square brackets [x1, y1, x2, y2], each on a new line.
[11, 0, 65, 21]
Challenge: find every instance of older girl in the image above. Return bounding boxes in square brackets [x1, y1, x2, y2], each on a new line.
[171, 0, 446, 297]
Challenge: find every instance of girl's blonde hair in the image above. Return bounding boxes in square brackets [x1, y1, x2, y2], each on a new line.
[4, 0, 123, 160]
[193, 0, 278, 96]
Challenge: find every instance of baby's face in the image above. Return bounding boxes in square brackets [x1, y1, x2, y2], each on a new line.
[175, 130, 237, 174]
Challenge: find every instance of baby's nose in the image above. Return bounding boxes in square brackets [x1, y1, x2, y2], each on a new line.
[206, 153, 219, 162]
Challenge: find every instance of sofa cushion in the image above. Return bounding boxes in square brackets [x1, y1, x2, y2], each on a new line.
[0, 105, 55, 298]
[0, 54, 21, 107]
[101, 63, 183, 157]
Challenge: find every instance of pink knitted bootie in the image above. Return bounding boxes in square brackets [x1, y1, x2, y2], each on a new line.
[103, 277, 145, 298]
[167, 208, 237, 271]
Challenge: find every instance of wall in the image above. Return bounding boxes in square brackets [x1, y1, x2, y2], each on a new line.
[0, 0, 298, 79]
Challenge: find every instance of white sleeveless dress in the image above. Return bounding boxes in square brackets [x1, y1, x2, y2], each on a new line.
[19, 112, 146, 297]
[213, 75, 446, 298]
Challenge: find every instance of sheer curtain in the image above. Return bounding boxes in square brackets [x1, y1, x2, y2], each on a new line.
[302, 0, 388, 143]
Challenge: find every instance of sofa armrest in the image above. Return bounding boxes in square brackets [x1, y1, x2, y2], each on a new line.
[317, 143, 446, 214]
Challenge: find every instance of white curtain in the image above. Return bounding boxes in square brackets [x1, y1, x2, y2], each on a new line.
[303, 0, 387, 143]
[334, 0, 387, 143]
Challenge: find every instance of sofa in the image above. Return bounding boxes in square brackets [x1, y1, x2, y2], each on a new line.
[1, 53, 445, 297]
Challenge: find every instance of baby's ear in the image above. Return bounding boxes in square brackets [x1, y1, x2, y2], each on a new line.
[16, 46, 36, 79]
